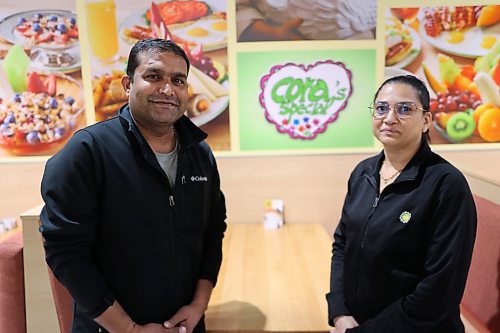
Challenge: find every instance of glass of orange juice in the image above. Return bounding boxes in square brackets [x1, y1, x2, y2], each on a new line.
[85, 0, 119, 62]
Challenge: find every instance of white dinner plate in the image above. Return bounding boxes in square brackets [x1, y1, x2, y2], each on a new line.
[119, 0, 227, 52]
[419, 21, 500, 58]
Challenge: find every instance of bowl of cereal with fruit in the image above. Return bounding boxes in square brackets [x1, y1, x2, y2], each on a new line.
[0, 71, 84, 155]
[0, 10, 79, 50]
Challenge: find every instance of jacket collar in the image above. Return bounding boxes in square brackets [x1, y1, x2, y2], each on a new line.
[371, 140, 432, 183]
[118, 104, 208, 150]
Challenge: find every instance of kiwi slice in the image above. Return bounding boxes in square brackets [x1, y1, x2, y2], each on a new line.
[446, 112, 475, 142]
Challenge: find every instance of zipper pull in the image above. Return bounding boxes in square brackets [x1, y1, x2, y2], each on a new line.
[169, 195, 175, 206]
[181, 175, 186, 184]
[373, 197, 379, 208]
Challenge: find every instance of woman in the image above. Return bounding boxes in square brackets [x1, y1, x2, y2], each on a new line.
[327, 75, 477, 333]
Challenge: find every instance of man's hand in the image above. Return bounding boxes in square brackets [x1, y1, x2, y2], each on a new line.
[164, 279, 213, 333]
[243, 18, 304, 41]
[333, 315, 359, 333]
[163, 303, 205, 333]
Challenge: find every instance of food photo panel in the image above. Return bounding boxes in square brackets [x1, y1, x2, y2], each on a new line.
[385, 4, 500, 144]
[235, 0, 377, 42]
[0, 3, 86, 158]
[82, 0, 230, 151]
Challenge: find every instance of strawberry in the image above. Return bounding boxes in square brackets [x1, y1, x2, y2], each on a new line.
[27, 72, 47, 94]
[67, 27, 79, 38]
[36, 33, 53, 43]
[22, 30, 38, 37]
[54, 34, 69, 44]
[15, 24, 30, 32]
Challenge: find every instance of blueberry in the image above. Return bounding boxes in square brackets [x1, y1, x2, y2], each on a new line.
[54, 127, 65, 137]
[57, 23, 67, 33]
[64, 96, 75, 105]
[49, 15, 58, 22]
[1, 125, 14, 136]
[17, 17, 27, 26]
[26, 131, 39, 144]
[69, 17, 76, 26]
[33, 13, 43, 21]
[3, 114, 15, 124]
[13, 94, 22, 103]
[32, 22, 42, 32]
[50, 97, 58, 109]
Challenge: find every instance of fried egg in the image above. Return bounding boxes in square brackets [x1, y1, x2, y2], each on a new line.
[173, 18, 227, 45]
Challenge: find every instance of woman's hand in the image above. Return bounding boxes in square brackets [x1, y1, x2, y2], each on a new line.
[333, 315, 359, 333]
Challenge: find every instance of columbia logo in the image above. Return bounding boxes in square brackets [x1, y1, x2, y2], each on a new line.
[191, 176, 208, 182]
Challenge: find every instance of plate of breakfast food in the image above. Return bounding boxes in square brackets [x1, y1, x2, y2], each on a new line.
[92, 65, 228, 126]
[120, 0, 227, 51]
[385, 17, 421, 69]
[419, 5, 500, 58]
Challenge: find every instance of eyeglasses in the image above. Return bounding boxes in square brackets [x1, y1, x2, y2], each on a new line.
[368, 101, 427, 119]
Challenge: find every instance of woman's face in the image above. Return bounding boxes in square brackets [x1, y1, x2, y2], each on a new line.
[372, 82, 431, 150]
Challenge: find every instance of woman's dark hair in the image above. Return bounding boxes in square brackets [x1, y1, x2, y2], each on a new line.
[126, 39, 190, 81]
[374, 75, 431, 142]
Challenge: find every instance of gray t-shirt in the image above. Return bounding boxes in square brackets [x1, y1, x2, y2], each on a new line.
[154, 140, 178, 189]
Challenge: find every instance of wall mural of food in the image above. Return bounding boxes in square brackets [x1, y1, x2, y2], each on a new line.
[0, 5, 85, 158]
[86, 0, 230, 151]
[385, 4, 500, 144]
[1, 0, 499, 161]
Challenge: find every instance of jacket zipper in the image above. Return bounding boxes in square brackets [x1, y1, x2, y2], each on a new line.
[361, 195, 379, 249]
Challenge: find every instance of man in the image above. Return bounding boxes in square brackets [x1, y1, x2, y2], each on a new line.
[40, 39, 227, 333]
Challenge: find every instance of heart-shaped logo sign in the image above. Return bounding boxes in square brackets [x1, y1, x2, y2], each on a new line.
[259, 60, 352, 139]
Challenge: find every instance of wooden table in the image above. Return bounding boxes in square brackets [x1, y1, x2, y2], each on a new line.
[20, 205, 332, 332]
[206, 224, 332, 332]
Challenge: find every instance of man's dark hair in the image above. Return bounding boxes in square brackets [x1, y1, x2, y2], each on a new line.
[374, 75, 431, 141]
[126, 39, 190, 81]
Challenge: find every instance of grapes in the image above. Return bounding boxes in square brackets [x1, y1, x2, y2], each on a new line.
[472, 100, 482, 109]
[208, 69, 219, 80]
[459, 94, 470, 105]
[430, 100, 439, 113]
[445, 99, 458, 111]
[429, 89, 481, 114]
[458, 102, 468, 111]
[192, 55, 219, 81]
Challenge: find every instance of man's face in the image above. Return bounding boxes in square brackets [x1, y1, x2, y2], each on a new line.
[122, 51, 189, 131]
